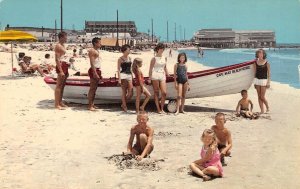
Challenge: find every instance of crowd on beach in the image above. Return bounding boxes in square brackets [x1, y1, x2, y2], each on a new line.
[8, 31, 271, 182]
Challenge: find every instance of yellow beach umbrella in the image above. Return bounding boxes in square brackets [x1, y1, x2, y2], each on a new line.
[0, 30, 37, 76]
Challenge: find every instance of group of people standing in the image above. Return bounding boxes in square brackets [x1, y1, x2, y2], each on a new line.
[54, 32, 190, 114]
[116, 43, 190, 114]
[54, 32, 271, 116]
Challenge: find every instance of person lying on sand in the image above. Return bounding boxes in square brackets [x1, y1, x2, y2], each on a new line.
[124, 111, 154, 161]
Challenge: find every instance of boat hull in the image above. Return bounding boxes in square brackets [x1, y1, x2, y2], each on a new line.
[44, 60, 255, 104]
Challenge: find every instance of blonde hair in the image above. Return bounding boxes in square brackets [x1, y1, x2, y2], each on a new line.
[201, 129, 217, 150]
[132, 57, 143, 74]
[137, 111, 149, 121]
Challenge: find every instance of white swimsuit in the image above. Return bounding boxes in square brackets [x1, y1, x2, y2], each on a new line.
[151, 56, 166, 81]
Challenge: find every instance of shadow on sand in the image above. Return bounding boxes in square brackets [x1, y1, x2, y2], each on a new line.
[36, 99, 233, 114]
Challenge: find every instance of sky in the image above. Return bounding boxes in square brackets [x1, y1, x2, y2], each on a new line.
[0, 0, 300, 43]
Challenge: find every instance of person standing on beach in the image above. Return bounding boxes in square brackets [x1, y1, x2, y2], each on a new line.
[149, 43, 169, 114]
[174, 52, 190, 115]
[132, 58, 151, 114]
[117, 44, 133, 112]
[253, 49, 270, 114]
[87, 37, 102, 111]
[169, 48, 172, 57]
[54, 31, 69, 110]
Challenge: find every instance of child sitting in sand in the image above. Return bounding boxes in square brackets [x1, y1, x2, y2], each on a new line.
[236, 89, 257, 119]
[132, 58, 151, 114]
[211, 113, 232, 166]
[190, 129, 223, 181]
[124, 111, 154, 161]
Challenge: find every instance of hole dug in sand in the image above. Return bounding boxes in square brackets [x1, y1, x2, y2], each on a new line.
[105, 154, 164, 171]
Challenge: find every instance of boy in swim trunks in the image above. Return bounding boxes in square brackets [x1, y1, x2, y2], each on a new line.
[211, 113, 232, 166]
[236, 89, 255, 119]
[124, 112, 154, 161]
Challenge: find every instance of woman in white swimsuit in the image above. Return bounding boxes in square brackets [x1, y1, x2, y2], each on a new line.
[149, 43, 169, 113]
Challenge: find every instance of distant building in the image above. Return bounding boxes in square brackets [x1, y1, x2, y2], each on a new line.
[235, 30, 276, 48]
[193, 28, 276, 48]
[85, 21, 137, 37]
[193, 29, 235, 48]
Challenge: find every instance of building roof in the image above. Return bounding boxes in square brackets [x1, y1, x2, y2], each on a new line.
[85, 21, 136, 25]
[235, 30, 274, 33]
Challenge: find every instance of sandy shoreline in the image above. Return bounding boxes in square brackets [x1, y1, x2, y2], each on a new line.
[1, 46, 300, 189]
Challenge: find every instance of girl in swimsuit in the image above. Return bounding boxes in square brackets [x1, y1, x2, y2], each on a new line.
[190, 129, 223, 181]
[174, 52, 190, 115]
[149, 43, 169, 114]
[117, 44, 133, 112]
[132, 58, 151, 114]
[253, 49, 271, 114]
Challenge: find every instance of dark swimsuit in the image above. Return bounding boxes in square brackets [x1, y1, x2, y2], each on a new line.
[176, 63, 188, 84]
[218, 144, 227, 152]
[120, 57, 132, 74]
[255, 61, 268, 79]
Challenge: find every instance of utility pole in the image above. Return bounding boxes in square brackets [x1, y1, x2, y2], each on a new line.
[174, 23, 177, 42]
[167, 21, 169, 43]
[117, 10, 119, 42]
[55, 19, 57, 42]
[60, 0, 63, 31]
[151, 18, 153, 43]
[179, 25, 182, 41]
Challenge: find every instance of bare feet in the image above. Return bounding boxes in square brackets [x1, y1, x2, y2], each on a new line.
[55, 105, 65, 110]
[180, 110, 186, 114]
[88, 106, 97, 111]
[203, 175, 211, 182]
[60, 103, 68, 108]
[158, 111, 165, 114]
[93, 105, 99, 109]
[175, 111, 179, 115]
[121, 104, 128, 112]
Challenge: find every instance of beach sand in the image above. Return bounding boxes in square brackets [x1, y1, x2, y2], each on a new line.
[0, 46, 300, 189]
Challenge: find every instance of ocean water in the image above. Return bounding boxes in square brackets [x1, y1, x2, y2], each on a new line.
[180, 48, 300, 89]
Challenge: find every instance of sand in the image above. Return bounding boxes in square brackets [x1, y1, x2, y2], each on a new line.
[0, 44, 300, 189]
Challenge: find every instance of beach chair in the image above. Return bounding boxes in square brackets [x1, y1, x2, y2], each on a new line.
[12, 54, 37, 77]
